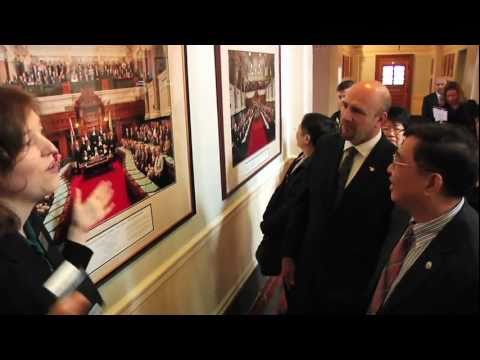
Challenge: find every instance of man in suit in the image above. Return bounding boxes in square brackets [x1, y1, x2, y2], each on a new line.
[421, 77, 447, 122]
[330, 80, 355, 130]
[106, 131, 116, 155]
[366, 123, 478, 314]
[285, 81, 396, 314]
[90, 126, 99, 147]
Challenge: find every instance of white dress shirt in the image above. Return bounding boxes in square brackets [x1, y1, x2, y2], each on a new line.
[384, 197, 465, 303]
[341, 130, 382, 188]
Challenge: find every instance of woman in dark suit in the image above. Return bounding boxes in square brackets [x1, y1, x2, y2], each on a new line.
[0, 86, 114, 314]
[256, 113, 336, 306]
[444, 81, 477, 137]
[443, 82, 478, 212]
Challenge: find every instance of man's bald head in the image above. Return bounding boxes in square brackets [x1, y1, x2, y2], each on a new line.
[355, 80, 391, 113]
[340, 81, 392, 145]
[434, 77, 448, 95]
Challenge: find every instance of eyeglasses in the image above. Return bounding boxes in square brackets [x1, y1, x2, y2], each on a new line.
[392, 153, 413, 167]
[382, 125, 405, 134]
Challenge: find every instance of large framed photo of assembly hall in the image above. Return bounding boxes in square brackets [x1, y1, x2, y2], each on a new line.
[215, 45, 282, 199]
[0, 45, 195, 283]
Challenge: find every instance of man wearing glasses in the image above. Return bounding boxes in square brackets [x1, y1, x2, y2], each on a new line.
[382, 106, 410, 147]
[422, 77, 447, 122]
[367, 123, 478, 314]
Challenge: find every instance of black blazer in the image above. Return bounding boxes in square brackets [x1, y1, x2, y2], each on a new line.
[366, 203, 478, 314]
[446, 100, 478, 137]
[329, 111, 341, 130]
[421, 92, 440, 122]
[286, 132, 396, 314]
[256, 153, 311, 275]
[0, 213, 103, 314]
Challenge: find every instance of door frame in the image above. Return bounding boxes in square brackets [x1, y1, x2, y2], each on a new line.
[375, 54, 414, 111]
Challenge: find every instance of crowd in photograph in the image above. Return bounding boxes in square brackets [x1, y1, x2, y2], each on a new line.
[3, 58, 141, 88]
[121, 121, 174, 186]
[243, 79, 272, 92]
[72, 127, 116, 170]
[232, 102, 275, 147]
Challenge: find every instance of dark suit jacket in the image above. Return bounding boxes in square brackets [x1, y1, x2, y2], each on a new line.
[446, 100, 478, 137]
[256, 153, 311, 275]
[329, 111, 341, 130]
[285, 132, 396, 314]
[421, 92, 440, 122]
[0, 213, 103, 314]
[366, 203, 478, 314]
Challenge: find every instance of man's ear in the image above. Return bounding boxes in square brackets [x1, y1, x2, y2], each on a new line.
[379, 111, 388, 124]
[424, 172, 444, 196]
[305, 134, 311, 145]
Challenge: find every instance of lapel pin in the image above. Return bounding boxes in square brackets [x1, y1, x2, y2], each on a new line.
[369, 166, 375, 172]
[425, 261, 432, 270]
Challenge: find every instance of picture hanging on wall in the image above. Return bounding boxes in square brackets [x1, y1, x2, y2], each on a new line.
[0, 45, 195, 283]
[215, 45, 282, 199]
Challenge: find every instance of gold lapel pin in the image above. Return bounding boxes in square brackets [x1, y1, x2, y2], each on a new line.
[369, 166, 375, 172]
[425, 261, 432, 270]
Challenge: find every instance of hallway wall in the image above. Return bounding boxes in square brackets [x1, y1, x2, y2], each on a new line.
[98, 45, 312, 314]
[357, 45, 434, 115]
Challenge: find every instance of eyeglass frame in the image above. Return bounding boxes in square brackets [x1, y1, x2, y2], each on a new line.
[382, 122, 405, 134]
[391, 152, 413, 167]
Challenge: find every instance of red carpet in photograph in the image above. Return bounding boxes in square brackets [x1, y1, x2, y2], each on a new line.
[70, 160, 132, 226]
[247, 115, 269, 157]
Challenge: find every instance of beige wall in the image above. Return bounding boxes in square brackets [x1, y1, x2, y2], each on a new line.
[356, 45, 434, 115]
[284, 46, 314, 157]
[359, 54, 376, 84]
[472, 47, 479, 102]
[463, 46, 477, 100]
[312, 45, 343, 117]
[411, 55, 432, 115]
[436, 45, 479, 100]
[312, 44, 478, 119]
[313, 46, 332, 116]
[99, 45, 312, 314]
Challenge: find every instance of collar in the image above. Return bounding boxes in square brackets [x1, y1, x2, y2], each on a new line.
[409, 197, 465, 246]
[343, 130, 382, 158]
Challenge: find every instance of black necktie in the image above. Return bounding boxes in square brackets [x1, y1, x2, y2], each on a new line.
[334, 147, 357, 209]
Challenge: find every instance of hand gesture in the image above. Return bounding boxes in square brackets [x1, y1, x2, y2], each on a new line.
[68, 181, 114, 244]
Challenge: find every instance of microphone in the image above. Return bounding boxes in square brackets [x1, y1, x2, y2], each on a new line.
[43, 260, 85, 298]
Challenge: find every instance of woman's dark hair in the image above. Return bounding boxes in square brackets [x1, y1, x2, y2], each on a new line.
[405, 123, 478, 197]
[388, 106, 410, 129]
[444, 81, 465, 104]
[0, 86, 37, 236]
[301, 112, 336, 146]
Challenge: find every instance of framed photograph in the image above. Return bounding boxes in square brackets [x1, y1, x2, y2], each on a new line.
[0, 45, 195, 283]
[215, 45, 282, 199]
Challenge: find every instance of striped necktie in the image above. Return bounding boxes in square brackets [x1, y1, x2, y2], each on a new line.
[367, 224, 416, 314]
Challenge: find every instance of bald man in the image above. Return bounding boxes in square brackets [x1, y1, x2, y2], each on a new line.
[422, 77, 447, 122]
[283, 81, 396, 314]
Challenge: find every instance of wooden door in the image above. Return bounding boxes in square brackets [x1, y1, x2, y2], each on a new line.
[375, 54, 414, 111]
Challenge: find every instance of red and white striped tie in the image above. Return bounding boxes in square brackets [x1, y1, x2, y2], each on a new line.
[368, 225, 415, 314]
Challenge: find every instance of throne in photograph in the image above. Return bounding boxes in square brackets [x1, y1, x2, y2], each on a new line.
[74, 87, 113, 174]
[74, 87, 105, 134]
